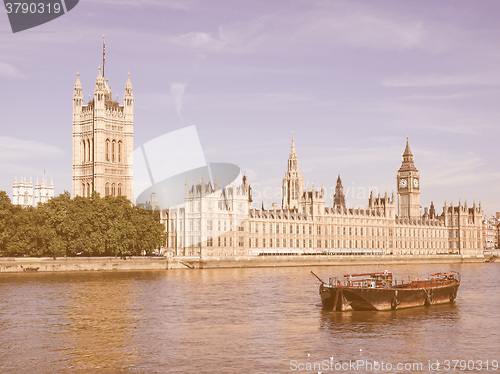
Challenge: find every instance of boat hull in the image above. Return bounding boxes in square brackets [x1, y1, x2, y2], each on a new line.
[320, 282, 459, 311]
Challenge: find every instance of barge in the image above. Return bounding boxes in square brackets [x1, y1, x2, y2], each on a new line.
[312, 270, 460, 311]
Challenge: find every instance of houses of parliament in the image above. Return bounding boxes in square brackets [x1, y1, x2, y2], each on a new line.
[69, 60, 483, 259]
[163, 136, 484, 258]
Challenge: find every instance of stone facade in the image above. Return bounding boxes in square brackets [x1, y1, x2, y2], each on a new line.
[72, 68, 134, 201]
[34, 176, 55, 205]
[12, 175, 54, 207]
[482, 213, 499, 250]
[165, 176, 252, 257]
[162, 137, 484, 258]
[12, 176, 33, 208]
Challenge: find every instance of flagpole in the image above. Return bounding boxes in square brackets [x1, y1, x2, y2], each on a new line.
[102, 34, 105, 78]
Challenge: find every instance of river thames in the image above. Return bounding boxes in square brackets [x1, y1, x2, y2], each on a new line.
[0, 263, 499, 373]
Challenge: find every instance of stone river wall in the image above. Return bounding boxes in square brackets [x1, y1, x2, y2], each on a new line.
[0, 254, 485, 273]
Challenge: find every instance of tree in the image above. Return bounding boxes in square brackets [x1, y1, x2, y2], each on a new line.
[0, 190, 166, 257]
[0, 191, 14, 256]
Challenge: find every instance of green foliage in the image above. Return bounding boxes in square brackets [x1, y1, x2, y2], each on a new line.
[0, 191, 166, 257]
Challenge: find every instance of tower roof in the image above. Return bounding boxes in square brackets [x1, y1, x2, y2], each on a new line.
[290, 131, 296, 156]
[286, 132, 299, 165]
[74, 72, 81, 87]
[403, 137, 413, 157]
[125, 72, 132, 88]
[398, 138, 418, 172]
[336, 174, 342, 187]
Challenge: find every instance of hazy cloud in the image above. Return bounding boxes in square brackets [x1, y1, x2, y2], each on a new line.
[170, 83, 188, 120]
[0, 137, 64, 160]
[85, 0, 189, 9]
[0, 62, 24, 79]
[295, 7, 426, 50]
[382, 73, 500, 87]
[169, 31, 226, 51]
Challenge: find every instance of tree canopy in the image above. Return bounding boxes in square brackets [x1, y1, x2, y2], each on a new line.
[0, 191, 166, 257]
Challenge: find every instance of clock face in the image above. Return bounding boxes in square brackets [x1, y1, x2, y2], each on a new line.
[413, 178, 419, 188]
[399, 178, 407, 188]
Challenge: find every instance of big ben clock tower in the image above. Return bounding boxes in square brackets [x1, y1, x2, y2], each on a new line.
[397, 138, 420, 218]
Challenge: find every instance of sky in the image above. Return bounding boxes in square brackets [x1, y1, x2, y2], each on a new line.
[0, 0, 499, 216]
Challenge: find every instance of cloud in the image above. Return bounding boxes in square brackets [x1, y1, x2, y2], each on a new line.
[0, 62, 24, 79]
[428, 124, 484, 136]
[296, 7, 426, 50]
[413, 148, 498, 190]
[166, 4, 428, 54]
[170, 83, 188, 120]
[168, 32, 227, 51]
[382, 72, 500, 88]
[0, 137, 64, 160]
[84, 0, 189, 10]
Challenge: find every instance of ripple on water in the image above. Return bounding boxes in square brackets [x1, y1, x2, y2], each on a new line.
[0, 264, 499, 373]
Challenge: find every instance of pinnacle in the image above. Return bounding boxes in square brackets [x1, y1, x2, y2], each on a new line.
[74, 72, 81, 86]
[403, 138, 413, 157]
[336, 174, 342, 185]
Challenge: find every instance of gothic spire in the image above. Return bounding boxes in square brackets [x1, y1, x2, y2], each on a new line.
[403, 137, 413, 157]
[73, 73, 82, 108]
[282, 132, 304, 210]
[333, 174, 346, 209]
[336, 174, 342, 187]
[399, 137, 418, 172]
[126, 72, 132, 88]
[286, 132, 300, 172]
[74, 72, 81, 88]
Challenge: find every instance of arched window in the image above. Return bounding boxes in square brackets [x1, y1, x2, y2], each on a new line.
[82, 183, 86, 196]
[106, 139, 110, 161]
[118, 141, 122, 163]
[112, 140, 116, 162]
[105, 182, 110, 196]
[82, 140, 86, 163]
[87, 139, 91, 163]
[111, 183, 116, 196]
[117, 183, 122, 196]
[87, 183, 91, 197]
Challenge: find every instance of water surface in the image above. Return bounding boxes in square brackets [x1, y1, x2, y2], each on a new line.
[0, 263, 499, 373]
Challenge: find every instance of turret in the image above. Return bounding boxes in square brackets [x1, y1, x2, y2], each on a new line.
[73, 72, 83, 122]
[282, 132, 305, 210]
[124, 72, 133, 119]
[429, 201, 436, 218]
[73, 72, 83, 109]
[333, 174, 346, 209]
[94, 66, 108, 112]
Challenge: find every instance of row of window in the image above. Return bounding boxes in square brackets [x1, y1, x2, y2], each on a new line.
[81, 139, 124, 164]
[105, 139, 123, 163]
[173, 219, 456, 241]
[82, 139, 92, 163]
[105, 182, 122, 197]
[181, 237, 458, 250]
[81, 182, 122, 197]
[82, 182, 93, 197]
[249, 222, 450, 238]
